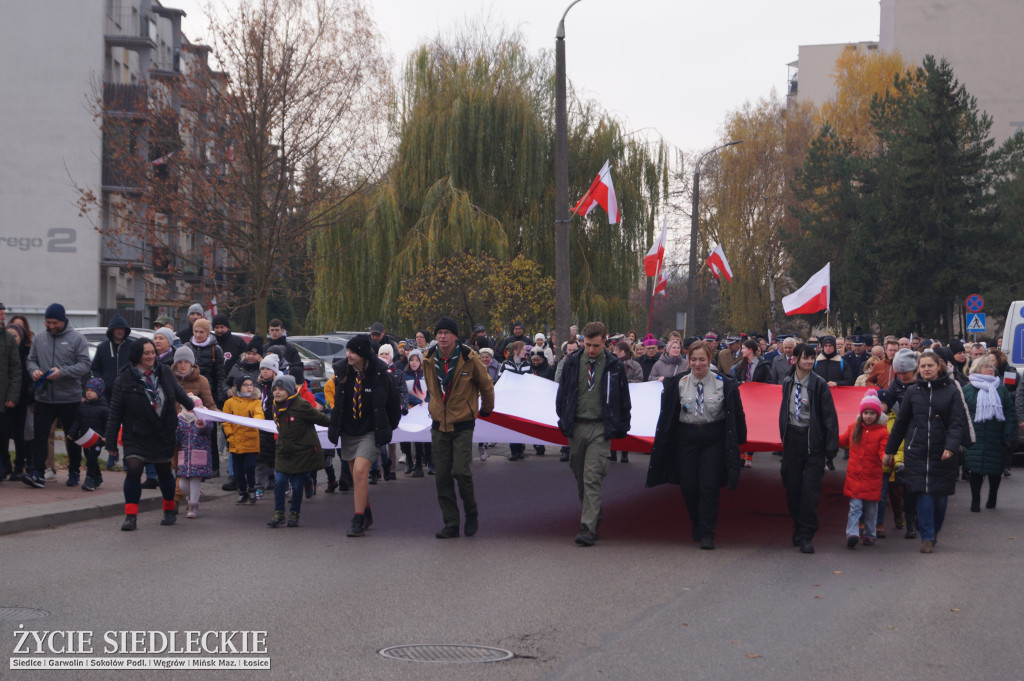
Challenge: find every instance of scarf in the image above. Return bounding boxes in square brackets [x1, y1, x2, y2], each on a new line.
[969, 373, 1004, 422]
[273, 392, 298, 428]
[433, 344, 460, 403]
[134, 365, 162, 412]
[190, 335, 216, 348]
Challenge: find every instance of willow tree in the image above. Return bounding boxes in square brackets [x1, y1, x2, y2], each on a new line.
[309, 31, 668, 335]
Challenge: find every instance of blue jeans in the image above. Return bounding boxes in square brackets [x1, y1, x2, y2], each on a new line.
[916, 493, 948, 542]
[274, 472, 305, 514]
[847, 498, 877, 539]
[862, 475, 889, 527]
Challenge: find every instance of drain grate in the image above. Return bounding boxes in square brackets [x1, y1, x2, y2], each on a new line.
[0, 608, 49, 622]
[380, 644, 513, 663]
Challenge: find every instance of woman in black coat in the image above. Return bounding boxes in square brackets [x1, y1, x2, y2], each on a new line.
[646, 341, 747, 550]
[884, 350, 969, 553]
[105, 340, 194, 531]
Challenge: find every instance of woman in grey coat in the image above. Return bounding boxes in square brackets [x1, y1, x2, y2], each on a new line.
[648, 339, 688, 382]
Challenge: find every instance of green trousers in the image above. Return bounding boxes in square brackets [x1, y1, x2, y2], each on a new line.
[569, 421, 610, 532]
[431, 427, 478, 528]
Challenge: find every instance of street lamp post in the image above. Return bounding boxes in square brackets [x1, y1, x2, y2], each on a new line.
[686, 139, 742, 337]
[555, 0, 584, 352]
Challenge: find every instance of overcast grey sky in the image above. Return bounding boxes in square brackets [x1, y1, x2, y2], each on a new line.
[175, 0, 881, 156]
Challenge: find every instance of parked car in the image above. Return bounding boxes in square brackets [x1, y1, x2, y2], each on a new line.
[293, 342, 333, 393]
[78, 327, 154, 363]
[289, 335, 349, 364]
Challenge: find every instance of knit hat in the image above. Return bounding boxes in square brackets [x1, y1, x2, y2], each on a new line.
[820, 335, 836, 347]
[642, 334, 658, 347]
[245, 336, 264, 355]
[187, 303, 204, 317]
[407, 348, 424, 361]
[259, 355, 280, 373]
[85, 377, 104, 396]
[155, 315, 174, 326]
[346, 334, 375, 361]
[473, 324, 486, 334]
[212, 314, 230, 329]
[478, 347, 493, 358]
[859, 389, 883, 415]
[44, 303, 67, 323]
[235, 374, 256, 391]
[377, 344, 394, 359]
[434, 317, 459, 337]
[949, 339, 965, 355]
[154, 327, 176, 346]
[271, 374, 297, 395]
[892, 348, 917, 374]
[173, 346, 196, 365]
[192, 318, 212, 333]
[534, 333, 546, 343]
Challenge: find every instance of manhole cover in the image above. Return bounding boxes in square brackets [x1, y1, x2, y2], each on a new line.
[380, 644, 513, 663]
[0, 608, 49, 622]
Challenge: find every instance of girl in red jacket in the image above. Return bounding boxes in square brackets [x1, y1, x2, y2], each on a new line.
[839, 390, 889, 548]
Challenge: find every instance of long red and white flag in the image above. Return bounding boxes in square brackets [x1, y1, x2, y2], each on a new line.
[653, 264, 669, 296]
[705, 244, 733, 282]
[74, 428, 102, 448]
[572, 160, 620, 224]
[644, 219, 667, 277]
[783, 262, 831, 315]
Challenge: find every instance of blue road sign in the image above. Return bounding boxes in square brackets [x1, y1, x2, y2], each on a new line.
[965, 294, 984, 313]
[966, 313, 986, 333]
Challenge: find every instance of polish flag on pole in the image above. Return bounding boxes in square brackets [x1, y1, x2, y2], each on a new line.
[783, 262, 831, 316]
[644, 219, 667, 277]
[572, 160, 620, 224]
[206, 297, 218, 320]
[653, 265, 669, 296]
[705, 244, 733, 282]
[74, 428, 102, 449]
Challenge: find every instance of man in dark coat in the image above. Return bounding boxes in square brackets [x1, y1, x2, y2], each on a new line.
[498, 321, 529, 359]
[267, 318, 305, 384]
[212, 314, 247, 376]
[555, 321, 631, 546]
[90, 314, 135, 403]
[0, 303, 22, 480]
[176, 303, 205, 346]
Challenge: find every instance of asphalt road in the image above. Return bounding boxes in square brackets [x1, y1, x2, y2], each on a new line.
[2, 448, 1023, 681]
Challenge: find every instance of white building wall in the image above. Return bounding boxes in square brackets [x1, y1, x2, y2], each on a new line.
[790, 42, 879, 108]
[0, 4, 105, 327]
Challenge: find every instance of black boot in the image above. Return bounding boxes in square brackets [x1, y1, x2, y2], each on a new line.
[160, 511, 176, 526]
[347, 514, 365, 537]
[121, 515, 137, 531]
[362, 506, 374, 531]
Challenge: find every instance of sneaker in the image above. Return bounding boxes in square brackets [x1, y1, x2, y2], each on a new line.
[254, 488, 264, 501]
[45, 468, 57, 480]
[743, 460, 752, 469]
[862, 537, 876, 546]
[105, 453, 119, 470]
[81, 477, 97, 492]
[875, 526, 886, 538]
[847, 535, 859, 549]
[267, 511, 285, 528]
[347, 515, 365, 537]
[248, 489, 257, 504]
[287, 511, 300, 528]
[427, 466, 435, 475]
[436, 526, 460, 539]
[920, 540, 934, 553]
[1003, 467, 1012, 478]
[236, 492, 250, 504]
[66, 472, 80, 487]
[895, 514, 906, 530]
[574, 527, 596, 547]
[95, 475, 104, 489]
[21, 472, 45, 489]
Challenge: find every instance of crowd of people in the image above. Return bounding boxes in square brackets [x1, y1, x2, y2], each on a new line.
[1, 301, 1021, 554]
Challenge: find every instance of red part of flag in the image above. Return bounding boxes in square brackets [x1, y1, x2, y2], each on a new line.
[571, 160, 620, 224]
[644, 221, 667, 277]
[705, 244, 733, 282]
[783, 263, 831, 316]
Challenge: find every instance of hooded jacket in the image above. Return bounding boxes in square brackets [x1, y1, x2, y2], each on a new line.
[272, 393, 331, 474]
[26, 322, 91, 405]
[646, 369, 747, 490]
[222, 393, 264, 454]
[422, 342, 495, 432]
[214, 329, 248, 376]
[528, 355, 555, 381]
[555, 349, 631, 441]
[90, 314, 136, 402]
[838, 416, 888, 500]
[813, 351, 854, 386]
[885, 374, 968, 496]
[174, 365, 216, 410]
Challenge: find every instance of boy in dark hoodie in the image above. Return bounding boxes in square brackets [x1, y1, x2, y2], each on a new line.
[90, 315, 135, 403]
[72, 378, 108, 491]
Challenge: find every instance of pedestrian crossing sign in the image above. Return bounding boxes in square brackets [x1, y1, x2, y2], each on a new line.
[966, 313, 986, 333]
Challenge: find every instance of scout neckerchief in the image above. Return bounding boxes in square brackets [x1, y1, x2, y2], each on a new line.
[587, 358, 597, 391]
[352, 370, 363, 419]
[273, 391, 298, 428]
[138, 366, 160, 412]
[434, 343, 460, 403]
[695, 380, 705, 415]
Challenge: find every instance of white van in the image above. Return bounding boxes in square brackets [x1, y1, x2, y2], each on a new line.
[1002, 300, 1024, 382]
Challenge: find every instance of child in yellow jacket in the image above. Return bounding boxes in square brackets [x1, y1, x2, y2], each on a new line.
[223, 376, 265, 503]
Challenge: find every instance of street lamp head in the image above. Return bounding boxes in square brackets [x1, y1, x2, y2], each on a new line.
[556, 0, 586, 40]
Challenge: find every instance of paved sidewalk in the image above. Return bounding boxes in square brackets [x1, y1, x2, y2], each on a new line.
[0, 469, 233, 536]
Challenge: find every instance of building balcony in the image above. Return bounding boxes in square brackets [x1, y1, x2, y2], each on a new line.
[103, 83, 148, 117]
[102, 158, 145, 194]
[105, 11, 157, 49]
